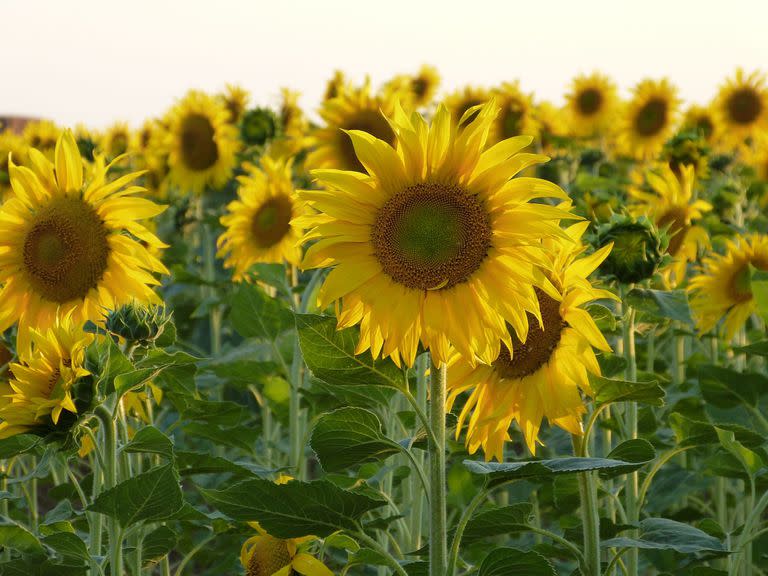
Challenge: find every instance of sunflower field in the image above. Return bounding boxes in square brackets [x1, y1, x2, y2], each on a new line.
[0, 66, 767, 576]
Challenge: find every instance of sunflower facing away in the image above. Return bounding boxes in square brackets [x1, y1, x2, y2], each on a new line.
[629, 163, 711, 286]
[218, 156, 305, 279]
[299, 101, 575, 368]
[712, 69, 768, 149]
[619, 78, 679, 160]
[564, 72, 619, 137]
[689, 234, 768, 339]
[446, 221, 614, 460]
[306, 80, 398, 173]
[165, 90, 241, 193]
[0, 131, 168, 340]
[0, 315, 92, 439]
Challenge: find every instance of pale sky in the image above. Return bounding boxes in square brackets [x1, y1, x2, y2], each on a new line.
[3, 0, 768, 128]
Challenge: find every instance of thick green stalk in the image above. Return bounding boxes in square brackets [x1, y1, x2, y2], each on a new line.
[575, 435, 601, 576]
[428, 355, 447, 576]
[289, 265, 307, 478]
[95, 405, 122, 576]
[409, 354, 429, 550]
[622, 292, 639, 576]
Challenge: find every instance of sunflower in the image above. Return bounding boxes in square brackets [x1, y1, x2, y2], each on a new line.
[534, 101, 567, 154]
[490, 82, 539, 143]
[712, 69, 768, 149]
[443, 86, 492, 128]
[446, 221, 614, 459]
[0, 130, 28, 197]
[220, 84, 251, 123]
[22, 120, 60, 159]
[689, 234, 768, 339]
[629, 164, 711, 285]
[0, 315, 92, 439]
[745, 142, 768, 182]
[279, 88, 307, 140]
[385, 65, 441, 109]
[165, 90, 241, 194]
[306, 80, 398, 173]
[218, 156, 305, 280]
[619, 78, 679, 160]
[0, 131, 168, 342]
[682, 105, 718, 144]
[564, 73, 619, 137]
[323, 70, 347, 101]
[298, 102, 575, 368]
[99, 122, 131, 160]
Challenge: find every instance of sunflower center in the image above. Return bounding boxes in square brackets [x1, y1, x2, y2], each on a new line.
[46, 367, 61, 396]
[412, 77, 428, 99]
[180, 114, 219, 171]
[371, 182, 492, 291]
[657, 206, 690, 257]
[23, 197, 110, 304]
[727, 88, 763, 125]
[577, 88, 603, 116]
[493, 289, 565, 380]
[251, 195, 293, 248]
[339, 110, 396, 173]
[634, 98, 668, 136]
[246, 536, 294, 576]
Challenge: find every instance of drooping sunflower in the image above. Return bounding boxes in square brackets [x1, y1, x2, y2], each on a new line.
[689, 234, 768, 339]
[165, 90, 241, 194]
[629, 164, 711, 286]
[443, 86, 492, 128]
[490, 82, 539, 143]
[22, 120, 60, 159]
[619, 78, 679, 160]
[564, 72, 619, 137]
[0, 131, 168, 340]
[218, 156, 305, 280]
[0, 315, 92, 439]
[298, 102, 575, 368]
[712, 69, 768, 149]
[220, 84, 251, 124]
[99, 122, 131, 160]
[446, 221, 614, 459]
[306, 81, 398, 173]
[682, 105, 718, 144]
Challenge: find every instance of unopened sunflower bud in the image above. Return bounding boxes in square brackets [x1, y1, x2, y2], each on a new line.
[241, 107, 281, 147]
[106, 303, 171, 345]
[596, 215, 667, 284]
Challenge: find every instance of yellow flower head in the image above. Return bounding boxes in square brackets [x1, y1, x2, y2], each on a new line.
[0, 315, 92, 439]
[443, 86, 492, 128]
[299, 101, 575, 368]
[0, 130, 29, 198]
[22, 121, 61, 159]
[490, 82, 539, 144]
[279, 88, 308, 141]
[534, 101, 567, 154]
[323, 70, 347, 102]
[682, 105, 718, 144]
[447, 221, 614, 459]
[689, 234, 768, 339]
[99, 122, 131, 160]
[0, 131, 169, 343]
[220, 84, 251, 124]
[619, 78, 679, 160]
[218, 156, 306, 280]
[564, 72, 619, 137]
[712, 69, 768, 149]
[385, 65, 441, 109]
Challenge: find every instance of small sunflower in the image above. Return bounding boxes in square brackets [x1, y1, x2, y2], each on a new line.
[218, 156, 305, 280]
[165, 90, 241, 194]
[99, 122, 131, 160]
[564, 73, 619, 137]
[22, 120, 60, 159]
[299, 102, 575, 367]
[279, 88, 308, 140]
[323, 70, 347, 101]
[447, 222, 614, 459]
[629, 164, 711, 285]
[0, 131, 29, 196]
[619, 78, 679, 160]
[0, 131, 168, 340]
[0, 315, 92, 439]
[306, 80, 397, 173]
[682, 105, 718, 144]
[534, 101, 567, 154]
[385, 65, 441, 109]
[712, 69, 768, 149]
[221, 84, 251, 123]
[240, 522, 332, 576]
[443, 86, 492, 128]
[490, 82, 539, 143]
[689, 234, 768, 338]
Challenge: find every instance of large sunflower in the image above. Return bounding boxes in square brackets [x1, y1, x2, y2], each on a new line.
[0, 131, 168, 340]
[446, 222, 614, 460]
[165, 90, 241, 194]
[689, 234, 768, 339]
[218, 156, 305, 280]
[0, 315, 92, 439]
[619, 79, 679, 160]
[712, 69, 768, 149]
[564, 72, 619, 137]
[490, 82, 539, 143]
[629, 164, 711, 286]
[298, 102, 575, 368]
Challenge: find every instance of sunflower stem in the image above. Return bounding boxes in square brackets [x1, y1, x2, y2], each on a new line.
[94, 404, 122, 576]
[409, 353, 429, 550]
[428, 354, 447, 576]
[289, 265, 306, 479]
[574, 435, 601, 576]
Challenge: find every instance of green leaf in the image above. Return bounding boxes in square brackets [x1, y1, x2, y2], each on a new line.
[175, 451, 269, 479]
[310, 407, 402, 472]
[591, 374, 665, 407]
[733, 339, 768, 357]
[182, 422, 259, 453]
[626, 288, 694, 325]
[750, 268, 768, 322]
[199, 478, 386, 538]
[694, 364, 765, 408]
[715, 428, 763, 476]
[478, 548, 556, 576]
[602, 439, 656, 478]
[123, 426, 174, 460]
[464, 456, 650, 484]
[669, 413, 765, 448]
[141, 526, 178, 567]
[602, 518, 727, 554]
[0, 523, 44, 554]
[229, 283, 294, 340]
[461, 503, 533, 544]
[0, 434, 40, 459]
[115, 350, 199, 397]
[88, 464, 184, 528]
[296, 314, 406, 389]
[41, 532, 89, 567]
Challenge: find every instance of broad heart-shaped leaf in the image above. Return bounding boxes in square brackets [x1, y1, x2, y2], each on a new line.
[603, 518, 728, 554]
[175, 451, 271, 479]
[478, 548, 556, 576]
[229, 282, 294, 340]
[310, 407, 402, 472]
[88, 464, 184, 528]
[715, 428, 764, 476]
[141, 526, 179, 567]
[198, 478, 386, 538]
[734, 339, 768, 357]
[626, 288, 694, 325]
[590, 374, 665, 407]
[460, 503, 534, 544]
[0, 523, 44, 554]
[41, 532, 89, 567]
[464, 456, 649, 485]
[693, 363, 766, 408]
[123, 426, 174, 460]
[296, 314, 407, 389]
[602, 439, 656, 478]
[0, 434, 41, 459]
[669, 413, 765, 448]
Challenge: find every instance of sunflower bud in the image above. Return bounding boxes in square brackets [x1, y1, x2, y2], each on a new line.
[241, 107, 281, 147]
[105, 303, 172, 345]
[596, 215, 667, 284]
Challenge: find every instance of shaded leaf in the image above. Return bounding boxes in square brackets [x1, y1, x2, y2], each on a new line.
[478, 547, 556, 576]
[141, 526, 178, 567]
[626, 288, 693, 325]
[591, 374, 665, 407]
[229, 283, 294, 340]
[461, 503, 533, 544]
[465, 456, 650, 484]
[603, 517, 727, 554]
[123, 426, 174, 460]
